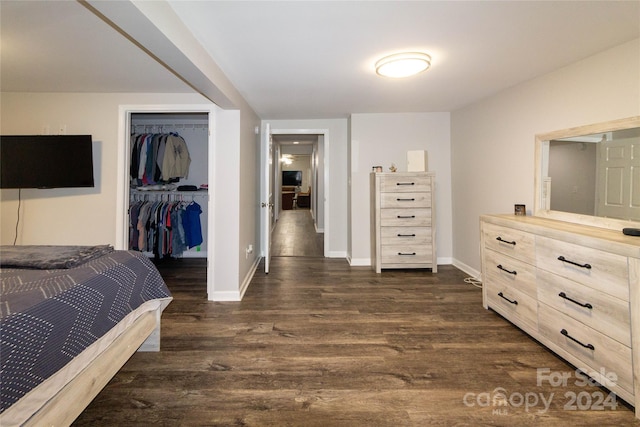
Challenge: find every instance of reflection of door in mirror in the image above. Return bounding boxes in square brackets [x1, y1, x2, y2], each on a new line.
[597, 135, 640, 221]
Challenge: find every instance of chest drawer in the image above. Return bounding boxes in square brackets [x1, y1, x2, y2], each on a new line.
[380, 192, 432, 208]
[536, 236, 629, 301]
[538, 304, 633, 395]
[482, 222, 535, 264]
[379, 174, 431, 193]
[380, 208, 432, 227]
[380, 227, 432, 245]
[381, 245, 433, 264]
[484, 248, 536, 299]
[485, 281, 538, 332]
[537, 269, 630, 346]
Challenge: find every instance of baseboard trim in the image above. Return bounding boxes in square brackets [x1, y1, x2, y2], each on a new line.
[239, 256, 261, 300]
[348, 257, 371, 266]
[452, 258, 481, 280]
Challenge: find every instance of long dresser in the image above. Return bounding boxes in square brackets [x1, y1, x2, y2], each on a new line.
[480, 214, 640, 418]
[370, 172, 436, 273]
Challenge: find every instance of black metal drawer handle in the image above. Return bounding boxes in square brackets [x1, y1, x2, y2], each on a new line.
[558, 292, 593, 309]
[496, 237, 516, 246]
[557, 256, 591, 269]
[560, 329, 595, 350]
[396, 198, 416, 201]
[398, 252, 416, 256]
[397, 215, 416, 219]
[396, 182, 415, 186]
[397, 233, 416, 237]
[497, 264, 517, 275]
[498, 292, 517, 305]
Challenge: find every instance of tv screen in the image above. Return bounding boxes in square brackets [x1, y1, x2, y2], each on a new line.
[282, 170, 302, 186]
[0, 135, 95, 189]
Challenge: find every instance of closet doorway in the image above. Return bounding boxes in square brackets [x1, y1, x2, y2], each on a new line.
[271, 131, 327, 258]
[116, 105, 215, 298]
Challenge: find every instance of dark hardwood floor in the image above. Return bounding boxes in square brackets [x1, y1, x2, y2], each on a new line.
[73, 258, 639, 426]
[271, 209, 323, 257]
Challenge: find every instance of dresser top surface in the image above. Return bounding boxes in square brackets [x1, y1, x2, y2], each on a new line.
[481, 214, 640, 259]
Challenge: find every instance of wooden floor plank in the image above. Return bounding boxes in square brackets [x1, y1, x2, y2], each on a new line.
[73, 259, 639, 426]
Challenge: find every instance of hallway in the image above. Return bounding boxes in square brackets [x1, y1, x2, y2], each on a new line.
[271, 209, 323, 257]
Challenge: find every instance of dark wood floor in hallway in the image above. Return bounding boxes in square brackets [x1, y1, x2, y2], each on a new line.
[73, 258, 639, 426]
[271, 208, 323, 257]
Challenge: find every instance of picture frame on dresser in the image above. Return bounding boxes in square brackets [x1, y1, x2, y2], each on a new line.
[481, 116, 640, 419]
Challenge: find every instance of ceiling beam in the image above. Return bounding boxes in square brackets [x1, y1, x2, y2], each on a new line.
[81, 0, 239, 110]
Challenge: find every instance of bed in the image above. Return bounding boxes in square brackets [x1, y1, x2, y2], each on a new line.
[0, 245, 173, 426]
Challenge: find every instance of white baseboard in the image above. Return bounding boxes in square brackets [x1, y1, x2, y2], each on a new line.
[238, 256, 261, 300]
[348, 257, 371, 266]
[209, 290, 241, 301]
[327, 251, 347, 258]
[452, 258, 481, 280]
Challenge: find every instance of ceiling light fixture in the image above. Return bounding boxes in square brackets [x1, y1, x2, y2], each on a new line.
[375, 52, 431, 78]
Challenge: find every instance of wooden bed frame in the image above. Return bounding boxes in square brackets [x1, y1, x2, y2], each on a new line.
[21, 305, 163, 426]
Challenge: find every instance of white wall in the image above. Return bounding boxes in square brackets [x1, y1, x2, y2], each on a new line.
[451, 38, 640, 277]
[349, 112, 453, 266]
[266, 119, 349, 257]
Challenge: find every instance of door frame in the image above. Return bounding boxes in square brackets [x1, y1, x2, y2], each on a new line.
[116, 104, 216, 296]
[270, 128, 330, 257]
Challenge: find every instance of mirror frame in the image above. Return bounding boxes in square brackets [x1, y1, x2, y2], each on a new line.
[534, 115, 640, 230]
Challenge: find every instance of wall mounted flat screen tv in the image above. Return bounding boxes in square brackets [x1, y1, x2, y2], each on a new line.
[0, 135, 95, 189]
[282, 170, 302, 186]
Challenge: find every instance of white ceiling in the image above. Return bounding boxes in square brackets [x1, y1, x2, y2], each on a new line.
[1, 1, 639, 120]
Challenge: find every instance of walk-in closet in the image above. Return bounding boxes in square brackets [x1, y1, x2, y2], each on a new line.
[127, 112, 209, 260]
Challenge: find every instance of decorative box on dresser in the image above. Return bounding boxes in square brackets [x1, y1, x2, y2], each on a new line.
[371, 172, 436, 273]
[480, 214, 640, 418]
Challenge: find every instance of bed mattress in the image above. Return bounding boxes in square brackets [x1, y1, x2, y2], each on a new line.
[0, 249, 172, 417]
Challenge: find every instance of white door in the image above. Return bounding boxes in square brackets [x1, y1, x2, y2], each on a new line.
[597, 137, 640, 221]
[261, 123, 274, 273]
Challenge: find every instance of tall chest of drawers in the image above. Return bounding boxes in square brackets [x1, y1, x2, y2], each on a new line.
[480, 214, 640, 418]
[371, 172, 436, 273]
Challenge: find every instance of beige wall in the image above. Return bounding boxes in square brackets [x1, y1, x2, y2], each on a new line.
[349, 112, 452, 266]
[451, 38, 640, 277]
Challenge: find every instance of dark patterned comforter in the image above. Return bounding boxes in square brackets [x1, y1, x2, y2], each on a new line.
[0, 249, 172, 413]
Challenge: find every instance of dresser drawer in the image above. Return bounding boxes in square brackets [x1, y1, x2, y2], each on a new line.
[538, 304, 633, 395]
[536, 236, 629, 301]
[485, 282, 537, 332]
[380, 208, 432, 227]
[380, 245, 433, 264]
[380, 226, 432, 245]
[484, 248, 536, 299]
[537, 269, 630, 346]
[380, 174, 431, 193]
[380, 192, 432, 208]
[482, 222, 535, 264]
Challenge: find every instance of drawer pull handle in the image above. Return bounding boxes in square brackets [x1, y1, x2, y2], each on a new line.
[560, 329, 595, 350]
[558, 292, 593, 309]
[557, 256, 591, 270]
[398, 252, 416, 256]
[498, 292, 518, 305]
[397, 233, 416, 237]
[496, 237, 516, 245]
[497, 264, 517, 275]
[396, 182, 415, 186]
[396, 198, 416, 201]
[397, 215, 416, 219]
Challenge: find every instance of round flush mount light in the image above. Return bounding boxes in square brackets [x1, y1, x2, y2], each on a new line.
[375, 52, 431, 78]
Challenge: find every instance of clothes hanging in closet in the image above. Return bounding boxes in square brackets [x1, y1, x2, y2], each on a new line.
[129, 198, 203, 258]
[130, 133, 191, 187]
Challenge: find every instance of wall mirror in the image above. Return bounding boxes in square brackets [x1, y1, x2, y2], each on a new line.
[534, 116, 640, 230]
